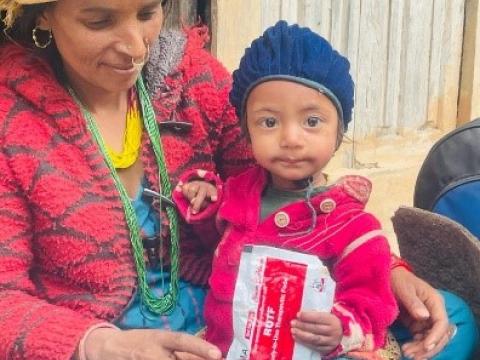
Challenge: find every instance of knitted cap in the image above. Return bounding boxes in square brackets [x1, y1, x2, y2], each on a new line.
[231, 20, 354, 131]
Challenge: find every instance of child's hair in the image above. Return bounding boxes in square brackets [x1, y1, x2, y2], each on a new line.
[230, 20, 354, 136]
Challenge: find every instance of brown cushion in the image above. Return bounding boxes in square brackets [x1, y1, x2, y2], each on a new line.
[392, 206, 480, 321]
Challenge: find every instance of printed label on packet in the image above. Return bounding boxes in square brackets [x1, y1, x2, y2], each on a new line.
[227, 245, 335, 360]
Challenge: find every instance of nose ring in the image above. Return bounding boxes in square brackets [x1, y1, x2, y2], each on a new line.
[131, 41, 150, 68]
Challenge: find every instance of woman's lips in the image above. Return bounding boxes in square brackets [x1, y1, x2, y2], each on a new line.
[106, 63, 139, 74]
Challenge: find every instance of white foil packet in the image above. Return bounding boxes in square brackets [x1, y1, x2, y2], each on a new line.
[227, 245, 336, 360]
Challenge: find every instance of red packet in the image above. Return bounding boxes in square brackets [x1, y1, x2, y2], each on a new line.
[227, 245, 335, 360]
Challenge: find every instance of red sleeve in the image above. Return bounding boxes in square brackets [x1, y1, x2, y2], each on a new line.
[0, 147, 102, 360]
[173, 169, 224, 251]
[173, 168, 223, 224]
[328, 213, 398, 356]
[184, 27, 254, 179]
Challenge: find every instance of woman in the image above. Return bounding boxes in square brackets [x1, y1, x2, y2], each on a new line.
[0, 0, 246, 358]
[0, 1, 475, 359]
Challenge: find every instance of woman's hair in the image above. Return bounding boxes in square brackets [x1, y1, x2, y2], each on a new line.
[0, 4, 63, 79]
[0, 0, 172, 75]
[1, 4, 51, 47]
[162, 0, 172, 17]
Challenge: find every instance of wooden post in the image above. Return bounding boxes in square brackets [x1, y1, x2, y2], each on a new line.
[384, 0, 405, 132]
[354, 0, 390, 137]
[428, 0, 464, 132]
[299, 0, 332, 40]
[211, 0, 262, 71]
[330, 0, 349, 56]
[458, 0, 480, 125]
[280, 0, 298, 24]
[400, 1, 434, 131]
[262, 0, 282, 29]
[164, 0, 198, 29]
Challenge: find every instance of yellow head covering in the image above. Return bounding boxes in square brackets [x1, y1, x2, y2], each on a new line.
[0, 0, 56, 28]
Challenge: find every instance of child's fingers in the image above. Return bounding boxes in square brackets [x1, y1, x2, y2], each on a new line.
[206, 185, 218, 202]
[181, 183, 191, 198]
[291, 319, 332, 335]
[296, 311, 332, 324]
[191, 186, 208, 213]
[291, 328, 334, 353]
[182, 181, 218, 213]
[182, 183, 199, 201]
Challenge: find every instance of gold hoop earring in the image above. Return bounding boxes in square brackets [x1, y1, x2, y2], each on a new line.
[32, 27, 52, 49]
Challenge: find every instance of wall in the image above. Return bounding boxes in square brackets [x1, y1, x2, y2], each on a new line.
[271, 0, 466, 138]
[212, 0, 471, 138]
[458, 0, 480, 124]
[211, 0, 262, 72]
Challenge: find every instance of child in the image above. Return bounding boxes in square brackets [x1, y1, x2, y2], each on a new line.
[173, 21, 398, 359]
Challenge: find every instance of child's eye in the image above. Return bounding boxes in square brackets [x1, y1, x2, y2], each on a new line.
[304, 116, 322, 128]
[260, 117, 278, 128]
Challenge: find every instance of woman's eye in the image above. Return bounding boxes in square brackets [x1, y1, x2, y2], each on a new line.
[261, 117, 277, 128]
[305, 116, 322, 127]
[139, 11, 156, 21]
[86, 18, 111, 29]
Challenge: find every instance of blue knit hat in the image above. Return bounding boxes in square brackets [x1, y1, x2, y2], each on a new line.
[231, 20, 354, 131]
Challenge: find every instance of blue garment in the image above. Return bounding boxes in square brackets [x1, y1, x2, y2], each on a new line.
[115, 183, 207, 334]
[392, 290, 479, 360]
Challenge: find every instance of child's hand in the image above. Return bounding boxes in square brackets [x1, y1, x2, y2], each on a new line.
[181, 180, 218, 214]
[291, 311, 343, 356]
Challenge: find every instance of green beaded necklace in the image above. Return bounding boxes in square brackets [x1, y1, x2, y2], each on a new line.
[69, 76, 179, 315]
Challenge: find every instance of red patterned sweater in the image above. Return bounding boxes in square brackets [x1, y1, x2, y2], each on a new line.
[0, 28, 252, 359]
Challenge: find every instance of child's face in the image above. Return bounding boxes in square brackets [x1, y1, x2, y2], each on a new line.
[246, 80, 339, 190]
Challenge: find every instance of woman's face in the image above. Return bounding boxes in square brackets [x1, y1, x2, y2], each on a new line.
[39, 0, 164, 94]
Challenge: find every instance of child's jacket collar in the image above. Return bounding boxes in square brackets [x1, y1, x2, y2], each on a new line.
[218, 166, 372, 235]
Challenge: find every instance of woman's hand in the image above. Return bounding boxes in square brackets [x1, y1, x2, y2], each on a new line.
[391, 267, 452, 359]
[83, 327, 222, 360]
[291, 311, 342, 355]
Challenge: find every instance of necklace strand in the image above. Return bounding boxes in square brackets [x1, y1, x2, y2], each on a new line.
[69, 76, 179, 314]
